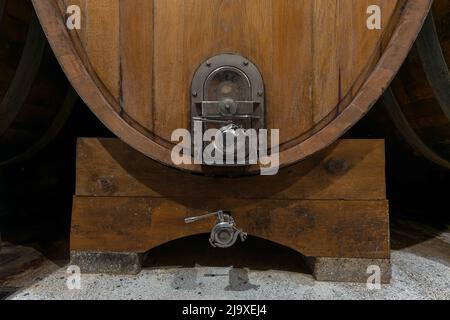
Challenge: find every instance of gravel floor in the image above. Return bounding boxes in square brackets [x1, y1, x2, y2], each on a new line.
[7, 249, 450, 300]
[4, 221, 450, 300]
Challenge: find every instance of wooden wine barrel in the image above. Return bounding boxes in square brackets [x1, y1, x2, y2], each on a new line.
[384, 0, 450, 169]
[0, 0, 76, 166]
[32, 0, 432, 173]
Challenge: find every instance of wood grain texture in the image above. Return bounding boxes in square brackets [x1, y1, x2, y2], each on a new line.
[337, 0, 355, 100]
[62, 0, 86, 44]
[270, 0, 313, 142]
[32, 0, 432, 173]
[119, 0, 154, 131]
[76, 138, 386, 200]
[152, 0, 185, 140]
[85, 0, 120, 100]
[71, 196, 389, 258]
[351, 0, 381, 97]
[313, 0, 338, 124]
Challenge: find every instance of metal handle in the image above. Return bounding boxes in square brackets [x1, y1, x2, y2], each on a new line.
[184, 210, 224, 224]
[184, 211, 224, 224]
[184, 210, 247, 248]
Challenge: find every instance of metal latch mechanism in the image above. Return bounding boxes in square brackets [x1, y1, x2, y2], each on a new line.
[191, 54, 265, 165]
[184, 210, 247, 248]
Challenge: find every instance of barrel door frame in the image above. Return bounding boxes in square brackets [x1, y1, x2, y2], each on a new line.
[32, 0, 432, 173]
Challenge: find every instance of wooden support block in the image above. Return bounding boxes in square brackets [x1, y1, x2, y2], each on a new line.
[71, 138, 390, 282]
[75, 138, 387, 200]
[71, 197, 389, 259]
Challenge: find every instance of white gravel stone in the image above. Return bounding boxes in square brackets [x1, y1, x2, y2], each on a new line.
[8, 250, 450, 300]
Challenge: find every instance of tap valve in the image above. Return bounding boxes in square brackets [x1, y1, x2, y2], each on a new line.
[184, 210, 247, 248]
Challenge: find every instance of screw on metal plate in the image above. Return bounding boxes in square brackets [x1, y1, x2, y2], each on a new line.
[184, 210, 247, 248]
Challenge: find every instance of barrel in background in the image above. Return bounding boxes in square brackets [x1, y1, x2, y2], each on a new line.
[385, 0, 450, 169]
[0, 0, 76, 166]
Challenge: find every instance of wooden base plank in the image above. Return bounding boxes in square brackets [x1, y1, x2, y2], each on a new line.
[71, 138, 390, 282]
[71, 197, 389, 259]
[76, 138, 386, 200]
